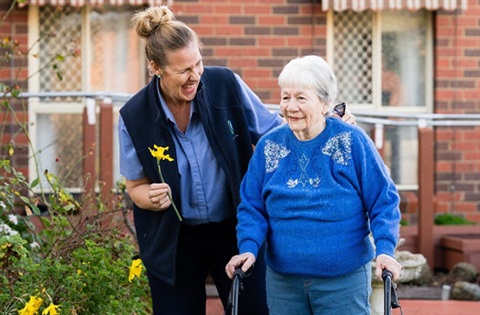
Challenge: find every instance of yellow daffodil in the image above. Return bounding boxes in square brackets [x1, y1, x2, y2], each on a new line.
[128, 258, 143, 283]
[18, 296, 43, 315]
[1, 242, 11, 249]
[148, 144, 174, 162]
[148, 145, 182, 221]
[42, 303, 60, 315]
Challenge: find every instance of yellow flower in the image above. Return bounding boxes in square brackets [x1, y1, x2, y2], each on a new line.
[128, 258, 143, 283]
[148, 145, 182, 221]
[148, 144, 174, 162]
[42, 303, 60, 315]
[1, 242, 11, 249]
[18, 296, 43, 315]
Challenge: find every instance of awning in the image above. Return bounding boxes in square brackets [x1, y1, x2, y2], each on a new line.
[321, 0, 468, 11]
[22, 0, 167, 6]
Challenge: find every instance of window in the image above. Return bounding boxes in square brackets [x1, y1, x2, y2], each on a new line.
[28, 5, 146, 191]
[328, 10, 433, 188]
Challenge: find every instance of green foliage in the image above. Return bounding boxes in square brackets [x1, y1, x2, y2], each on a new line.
[0, 3, 151, 314]
[0, 169, 152, 314]
[434, 213, 475, 225]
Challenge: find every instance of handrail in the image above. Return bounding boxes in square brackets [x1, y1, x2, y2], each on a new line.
[10, 94, 480, 127]
[9, 91, 132, 102]
[266, 104, 480, 127]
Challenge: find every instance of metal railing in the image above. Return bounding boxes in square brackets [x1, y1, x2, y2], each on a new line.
[266, 104, 480, 127]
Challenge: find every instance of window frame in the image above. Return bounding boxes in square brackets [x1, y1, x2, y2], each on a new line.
[27, 4, 144, 192]
[326, 9, 434, 114]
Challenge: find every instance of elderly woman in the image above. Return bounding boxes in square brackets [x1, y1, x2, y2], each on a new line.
[226, 55, 402, 315]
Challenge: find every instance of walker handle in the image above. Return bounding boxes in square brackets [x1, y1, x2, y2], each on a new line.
[382, 269, 400, 309]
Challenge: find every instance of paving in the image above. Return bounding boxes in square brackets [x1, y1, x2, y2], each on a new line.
[206, 297, 480, 315]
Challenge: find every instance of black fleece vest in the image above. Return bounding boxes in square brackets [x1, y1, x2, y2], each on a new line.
[120, 66, 255, 284]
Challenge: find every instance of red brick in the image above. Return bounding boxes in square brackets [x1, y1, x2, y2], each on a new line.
[245, 5, 271, 14]
[259, 37, 286, 46]
[215, 26, 243, 36]
[201, 15, 228, 24]
[259, 78, 280, 89]
[182, 4, 214, 14]
[455, 203, 477, 212]
[214, 5, 242, 14]
[244, 69, 271, 79]
[436, 162, 453, 172]
[216, 47, 247, 57]
[455, 161, 477, 172]
[258, 16, 285, 25]
[230, 59, 257, 68]
[194, 26, 215, 36]
[243, 48, 271, 57]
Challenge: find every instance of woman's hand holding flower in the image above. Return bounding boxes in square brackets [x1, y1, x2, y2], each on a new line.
[148, 183, 172, 211]
[148, 144, 182, 221]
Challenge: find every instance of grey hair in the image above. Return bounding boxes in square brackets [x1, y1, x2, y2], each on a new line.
[278, 55, 338, 110]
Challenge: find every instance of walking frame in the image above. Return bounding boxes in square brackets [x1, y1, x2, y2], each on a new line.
[225, 268, 245, 315]
[383, 269, 403, 315]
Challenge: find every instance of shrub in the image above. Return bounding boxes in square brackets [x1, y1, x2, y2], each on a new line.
[434, 213, 475, 225]
[0, 166, 151, 314]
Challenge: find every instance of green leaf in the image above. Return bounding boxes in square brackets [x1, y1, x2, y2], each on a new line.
[29, 203, 41, 215]
[63, 204, 75, 212]
[11, 87, 21, 97]
[56, 70, 63, 81]
[19, 195, 31, 204]
[30, 177, 40, 189]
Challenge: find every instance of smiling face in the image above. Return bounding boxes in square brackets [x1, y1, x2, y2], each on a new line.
[153, 41, 204, 107]
[280, 86, 329, 141]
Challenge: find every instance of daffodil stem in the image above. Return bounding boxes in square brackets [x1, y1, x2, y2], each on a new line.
[167, 192, 182, 221]
[157, 163, 183, 221]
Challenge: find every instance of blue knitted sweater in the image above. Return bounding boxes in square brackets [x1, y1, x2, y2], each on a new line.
[237, 117, 401, 278]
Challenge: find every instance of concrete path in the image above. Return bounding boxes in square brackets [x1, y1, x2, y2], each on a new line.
[206, 297, 480, 315]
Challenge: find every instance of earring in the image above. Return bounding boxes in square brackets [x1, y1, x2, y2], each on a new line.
[157, 74, 161, 79]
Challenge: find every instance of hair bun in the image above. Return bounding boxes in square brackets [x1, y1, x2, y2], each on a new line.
[132, 6, 175, 38]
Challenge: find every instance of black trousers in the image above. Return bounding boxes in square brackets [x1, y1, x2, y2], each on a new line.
[146, 218, 268, 315]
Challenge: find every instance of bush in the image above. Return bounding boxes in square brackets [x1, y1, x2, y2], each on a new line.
[434, 213, 475, 225]
[0, 166, 151, 314]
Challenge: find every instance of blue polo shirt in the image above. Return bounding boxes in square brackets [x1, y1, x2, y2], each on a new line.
[119, 74, 281, 224]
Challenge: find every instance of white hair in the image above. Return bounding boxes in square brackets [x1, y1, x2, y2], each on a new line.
[278, 55, 338, 109]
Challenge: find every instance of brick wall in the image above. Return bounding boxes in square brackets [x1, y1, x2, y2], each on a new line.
[0, 2, 29, 176]
[434, 2, 480, 223]
[171, 0, 326, 104]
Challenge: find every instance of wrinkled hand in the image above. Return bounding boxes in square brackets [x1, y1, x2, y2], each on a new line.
[342, 109, 356, 125]
[375, 254, 402, 282]
[225, 253, 256, 279]
[148, 183, 172, 211]
[331, 108, 356, 125]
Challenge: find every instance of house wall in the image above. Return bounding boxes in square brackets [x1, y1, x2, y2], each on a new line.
[0, 2, 29, 176]
[0, 0, 479, 225]
[171, 0, 326, 105]
[433, 2, 480, 223]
